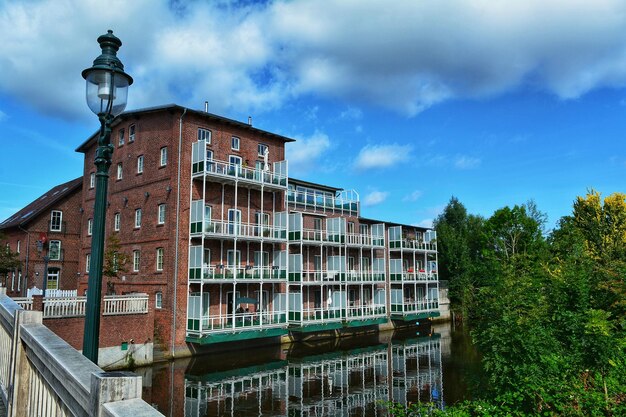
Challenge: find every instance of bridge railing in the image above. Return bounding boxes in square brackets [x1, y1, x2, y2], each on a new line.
[0, 287, 163, 417]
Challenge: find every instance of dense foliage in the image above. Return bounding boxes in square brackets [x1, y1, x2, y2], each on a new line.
[392, 192, 626, 416]
[0, 232, 21, 275]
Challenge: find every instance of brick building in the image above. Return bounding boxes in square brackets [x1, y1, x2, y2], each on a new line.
[3, 104, 439, 360]
[0, 177, 83, 297]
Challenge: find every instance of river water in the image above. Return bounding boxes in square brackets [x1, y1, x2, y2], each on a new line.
[139, 322, 482, 416]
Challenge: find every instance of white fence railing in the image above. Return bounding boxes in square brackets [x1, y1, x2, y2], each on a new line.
[13, 294, 150, 319]
[0, 287, 163, 417]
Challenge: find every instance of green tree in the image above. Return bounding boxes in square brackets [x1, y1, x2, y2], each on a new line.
[103, 234, 129, 294]
[0, 232, 21, 275]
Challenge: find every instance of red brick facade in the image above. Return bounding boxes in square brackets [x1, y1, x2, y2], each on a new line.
[0, 178, 83, 297]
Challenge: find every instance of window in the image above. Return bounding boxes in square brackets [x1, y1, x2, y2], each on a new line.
[50, 210, 62, 232]
[89, 172, 95, 189]
[227, 209, 241, 235]
[116, 163, 123, 180]
[155, 292, 163, 309]
[158, 204, 166, 225]
[49, 240, 61, 260]
[360, 224, 368, 235]
[156, 248, 164, 271]
[128, 124, 136, 142]
[137, 155, 144, 174]
[133, 250, 140, 272]
[118, 128, 125, 146]
[255, 212, 269, 237]
[16, 240, 20, 254]
[347, 222, 355, 234]
[114, 212, 121, 231]
[206, 149, 213, 161]
[228, 155, 242, 176]
[135, 209, 142, 228]
[86, 254, 91, 273]
[198, 128, 211, 143]
[87, 218, 93, 236]
[258, 143, 268, 157]
[160, 147, 167, 167]
[231, 136, 240, 150]
[46, 268, 59, 290]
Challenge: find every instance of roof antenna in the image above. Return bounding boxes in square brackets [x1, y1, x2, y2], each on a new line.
[204, 101, 209, 113]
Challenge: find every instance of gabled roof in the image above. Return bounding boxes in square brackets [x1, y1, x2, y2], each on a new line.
[0, 177, 82, 229]
[75, 104, 296, 153]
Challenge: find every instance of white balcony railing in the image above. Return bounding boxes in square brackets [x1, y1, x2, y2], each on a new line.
[391, 299, 439, 313]
[188, 310, 287, 336]
[192, 265, 287, 281]
[346, 304, 386, 319]
[196, 158, 288, 188]
[194, 219, 287, 241]
[44, 296, 86, 318]
[346, 232, 384, 247]
[287, 190, 359, 213]
[290, 306, 345, 323]
[390, 239, 437, 251]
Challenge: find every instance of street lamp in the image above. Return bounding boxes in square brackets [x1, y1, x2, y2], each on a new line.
[82, 30, 132, 364]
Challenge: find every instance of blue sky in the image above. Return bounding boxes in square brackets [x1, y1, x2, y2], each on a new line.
[1, 0, 625, 230]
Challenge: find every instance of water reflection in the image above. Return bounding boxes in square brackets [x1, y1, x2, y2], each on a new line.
[144, 323, 469, 417]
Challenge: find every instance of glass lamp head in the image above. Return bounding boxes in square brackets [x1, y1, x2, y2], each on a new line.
[82, 30, 133, 117]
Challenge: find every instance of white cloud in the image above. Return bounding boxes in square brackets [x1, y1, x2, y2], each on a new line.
[354, 143, 413, 169]
[403, 190, 423, 202]
[454, 156, 481, 169]
[286, 131, 331, 174]
[364, 191, 389, 206]
[339, 107, 363, 120]
[4, 0, 626, 120]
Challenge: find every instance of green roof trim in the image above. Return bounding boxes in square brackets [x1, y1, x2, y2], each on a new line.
[186, 328, 288, 345]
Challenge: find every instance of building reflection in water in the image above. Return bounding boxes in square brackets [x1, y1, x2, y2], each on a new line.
[176, 330, 443, 417]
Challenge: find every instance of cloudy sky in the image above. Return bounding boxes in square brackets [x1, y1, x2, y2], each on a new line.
[1, 0, 625, 229]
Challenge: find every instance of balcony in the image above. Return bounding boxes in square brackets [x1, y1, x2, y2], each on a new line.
[389, 238, 437, 251]
[187, 310, 288, 338]
[287, 189, 358, 215]
[390, 299, 440, 320]
[190, 219, 287, 242]
[345, 270, 386, 282]
[389, 269, 438, 282]
[346, 232, 384, 248]
[189, 265, 287, 282]
[288, 306, 345, 325]
[192, 157, 288, 191]
[288, 269, 343, 283]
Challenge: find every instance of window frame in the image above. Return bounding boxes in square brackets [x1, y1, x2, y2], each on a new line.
[128, 124, 136, 142]
[50, 210, 62, 232]
[114, 212, 121, 231]
[137, 155, 144, 174]
[231, 136, 240, 151]
[158, 204, 166, 225]
[257, 143, 268, 157]
[133, 250, 140, 272]
[155, 292, 163, 309]
[156, 247, 164, 271]
[86, 254, 91, 273]
[116, 163, 123, 180]
[135, 208, 142, 228]
[87, 218, 93, 236]
[159, 147, 167, 167]
[118, 128, 125, 146]
[89, 172, 95, 189]
[48, 240, 61, 261]
[198, 128, 211, 144]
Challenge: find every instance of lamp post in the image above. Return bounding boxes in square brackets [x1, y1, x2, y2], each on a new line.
[82, 30, 132, 364]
